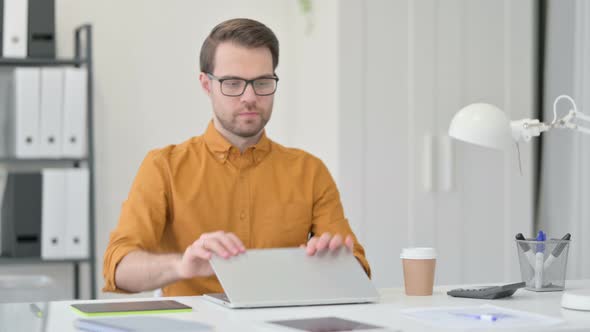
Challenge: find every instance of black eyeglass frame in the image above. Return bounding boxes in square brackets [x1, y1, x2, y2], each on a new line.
[206, 73, 280, 96]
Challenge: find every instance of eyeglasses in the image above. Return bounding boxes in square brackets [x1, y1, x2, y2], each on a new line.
[207, 73, 279, 96]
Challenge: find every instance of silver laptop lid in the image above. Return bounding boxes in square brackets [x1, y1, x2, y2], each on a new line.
[209, 247, 379, 307]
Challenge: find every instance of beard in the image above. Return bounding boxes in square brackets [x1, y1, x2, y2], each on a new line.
[215, 107, 271, 138]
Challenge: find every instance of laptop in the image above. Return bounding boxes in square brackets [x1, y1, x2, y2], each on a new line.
[202, 247, 379, 308]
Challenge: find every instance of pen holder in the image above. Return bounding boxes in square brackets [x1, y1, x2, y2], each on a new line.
[515, 239, 570, 292]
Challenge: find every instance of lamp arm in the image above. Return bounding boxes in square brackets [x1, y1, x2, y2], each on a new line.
[550, 109, 590, 135]
[572, 110, 590, 122]
[511, 94, 590, 142]
[548, 94, 590, 134]
[551, 95, 578, 125]
[510, 119, 550, 142]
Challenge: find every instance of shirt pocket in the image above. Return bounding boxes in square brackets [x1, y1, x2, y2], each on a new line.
[257, 202, 312, 247]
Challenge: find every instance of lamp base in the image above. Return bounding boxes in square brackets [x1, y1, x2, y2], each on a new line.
[561, 289, 590, 311]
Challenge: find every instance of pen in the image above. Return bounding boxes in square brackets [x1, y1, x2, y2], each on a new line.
[455, 313, 500, 322]
[515, 233, 536, 267]
[544, 233, 571, 270]
[29, 303, 43, 318]
[515, 233, 528, 250]
[535, 230, 546, 289]
[535, 230, 546, 253]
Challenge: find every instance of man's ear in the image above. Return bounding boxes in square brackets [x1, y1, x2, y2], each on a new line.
[199, 72, 211, 95]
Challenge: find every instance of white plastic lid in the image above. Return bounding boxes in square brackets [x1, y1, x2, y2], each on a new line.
[562, 289, 590, 311]
[400, 247, 437, 259]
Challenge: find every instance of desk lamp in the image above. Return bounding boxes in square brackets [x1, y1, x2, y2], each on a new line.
[448, 94, 590, 311]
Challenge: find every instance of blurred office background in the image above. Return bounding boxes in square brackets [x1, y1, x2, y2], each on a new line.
[1, 0, 588, 300]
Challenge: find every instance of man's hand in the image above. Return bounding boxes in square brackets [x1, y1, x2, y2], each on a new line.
[176, 231, 246, 279]
[301, 232, 354, 256]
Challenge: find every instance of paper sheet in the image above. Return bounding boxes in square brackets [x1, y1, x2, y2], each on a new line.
[402, 304, 563, 329]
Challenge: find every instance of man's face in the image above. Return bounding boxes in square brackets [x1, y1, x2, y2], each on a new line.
[201, 42, 275, 138]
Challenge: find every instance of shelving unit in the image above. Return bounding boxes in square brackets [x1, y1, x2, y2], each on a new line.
[0, 25, 96, 299]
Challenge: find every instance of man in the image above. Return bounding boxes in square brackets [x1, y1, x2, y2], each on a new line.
[103, 18, 370, 296]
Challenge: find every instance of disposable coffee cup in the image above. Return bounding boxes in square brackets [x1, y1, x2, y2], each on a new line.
[400, 247, 437, 296]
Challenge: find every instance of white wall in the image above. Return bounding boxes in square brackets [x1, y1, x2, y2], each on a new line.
[338, 0, 366, 237]
[288, 0, 341, 181]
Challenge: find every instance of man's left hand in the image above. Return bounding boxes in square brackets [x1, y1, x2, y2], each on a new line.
[301, 233, 354, 256]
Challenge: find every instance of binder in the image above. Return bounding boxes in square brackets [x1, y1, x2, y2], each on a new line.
[14, 67, 41, 158]
[0, 68, 10, 157]
[2, 0, 28, 57]
[0, 172, 42, 257]
[39, 68, 63, 157]
[0, 67, 41, 158]
[0, 170, 10, 256]
[0, 0, 4, 55]
[41, 169, 66, 259]
[64, 168, 89, 259]
[27, 0, 55, 58]
[62, 68, 87, 158]
[0, 169, 7, 255]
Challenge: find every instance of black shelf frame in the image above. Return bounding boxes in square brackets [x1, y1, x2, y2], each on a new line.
[0, 257, 90, 264]
[0, 58, 85, 67]
[0, 25, 96, 300]
[0, 158, 87, 163]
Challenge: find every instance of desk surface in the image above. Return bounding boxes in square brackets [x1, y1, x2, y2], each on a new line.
[2, 280, 590, 331]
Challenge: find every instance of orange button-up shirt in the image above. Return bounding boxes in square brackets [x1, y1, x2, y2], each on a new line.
[103, 121, 371, 296]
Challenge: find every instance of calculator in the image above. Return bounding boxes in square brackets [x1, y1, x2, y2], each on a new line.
[447, 281, 526, 299]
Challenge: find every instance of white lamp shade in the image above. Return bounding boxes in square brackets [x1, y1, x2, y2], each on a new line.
[448, 103, 512, 150]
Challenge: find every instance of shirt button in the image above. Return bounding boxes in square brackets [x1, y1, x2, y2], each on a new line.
[240, 211, 247, 220]
[217, 153, 225, 159]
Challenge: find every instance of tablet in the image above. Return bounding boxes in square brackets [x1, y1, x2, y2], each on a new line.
[70, 300, 192, 317]
[268, 317, 386, 332]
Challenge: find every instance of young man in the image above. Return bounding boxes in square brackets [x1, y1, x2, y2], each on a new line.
[103, 18, 370, 296]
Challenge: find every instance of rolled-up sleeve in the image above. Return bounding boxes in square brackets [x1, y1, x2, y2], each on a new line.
[309, 158, 371, 277]
[102, 151, 171, 293]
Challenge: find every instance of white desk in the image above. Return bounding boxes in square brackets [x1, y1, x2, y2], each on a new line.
[3, 280, 590, 331]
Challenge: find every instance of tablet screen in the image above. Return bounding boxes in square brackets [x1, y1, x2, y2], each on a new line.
[269, 317, 384, 332]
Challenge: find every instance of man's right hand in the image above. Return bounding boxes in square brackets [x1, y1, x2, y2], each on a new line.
[176, 231, 246, 279]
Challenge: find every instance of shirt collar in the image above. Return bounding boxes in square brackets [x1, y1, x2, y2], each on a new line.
[203, 120, 271, 162]
[204, 121, 232, 153]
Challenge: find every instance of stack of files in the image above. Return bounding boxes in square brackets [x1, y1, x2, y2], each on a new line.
[41, 168, 89, 259]
[0, 168, 89, 258]
[1, 0, 56, 58]
[0, 66, 87, 159]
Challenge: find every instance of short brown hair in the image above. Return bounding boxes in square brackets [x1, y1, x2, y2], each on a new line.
[200, 18, 279, 74]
